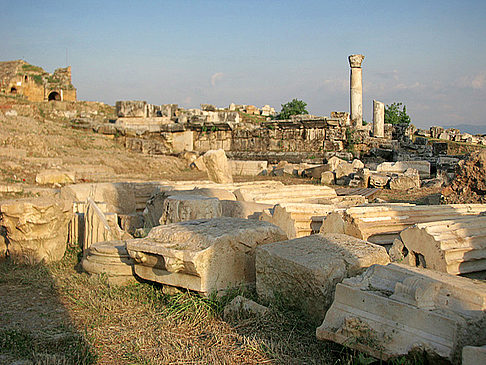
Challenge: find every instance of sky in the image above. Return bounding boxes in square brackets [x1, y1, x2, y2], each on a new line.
[2, 0, 486, 129]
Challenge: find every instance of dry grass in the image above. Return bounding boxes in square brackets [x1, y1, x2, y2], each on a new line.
[0, 243, 374, 365]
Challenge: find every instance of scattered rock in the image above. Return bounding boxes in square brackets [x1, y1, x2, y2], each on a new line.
[223, 295, 269, 319]
[202, 149, 233, 184]
[35, 169, 75, 185]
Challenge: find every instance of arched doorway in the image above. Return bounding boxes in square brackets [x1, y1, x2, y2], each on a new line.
[10, 87, 17, 94]
[48, 91, 61, 101]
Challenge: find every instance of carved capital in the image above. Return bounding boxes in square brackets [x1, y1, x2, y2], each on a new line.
[348, 54, 365, 68]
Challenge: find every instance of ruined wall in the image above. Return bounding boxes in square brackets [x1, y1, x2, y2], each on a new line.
[0, 60, 76, 102]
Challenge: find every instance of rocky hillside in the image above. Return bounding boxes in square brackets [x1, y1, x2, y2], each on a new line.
[0, 95, 195, 198]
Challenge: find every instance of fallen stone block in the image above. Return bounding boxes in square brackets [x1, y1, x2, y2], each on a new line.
[223, 295, 269, 319]
[389, 174, 420, 190]
[321, 171, 335, 185]
[399, 215, 486, 275]
[316, 263, 486, 363]
[35, 169, 75, 185]
[81, 240, 136, 285]
[126, 218, 287, 294]
[230, 160, 268, 176]
[377, 160, 430, 178]
[202, 149, 233, 184]
[160, 194, 222, 225]
[320, 204, 486, 246]
[256, 233, 389, 323]
[463, 345, 486, 365]
[369, 173, 390, 188]
[221, 200, 272, 219]
[234, 184, 337, 205]
[84, 198, 130, 251]
[261, 203, 340, 239]
[0, 197, 72, 263]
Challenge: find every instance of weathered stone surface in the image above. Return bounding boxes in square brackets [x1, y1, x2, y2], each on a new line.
[230, 160, 267, 176]
[399, 216, 486, 275]
[261, 203, 338, 239]
[320, 204, 486, 245]
[372, 100, 385, 138]
[118, 213, 144, 235]
[223, 295, 269, 319]
[334, 162, 354, 180]
[351, 159, 364, 169]
[256, 233, 389, 323]
[127, 218, 287, 294]
[61, 182, 138, 215]
[377, 161, 430, 178]
[84, 198, 130, 251]
[234, 184, 337, 205]
[389, 174, 420, 190]
[191, 155, 207, 171]
[221, 200, 272, 219]
[321, 171, 335, 185]
[463, 345, 486, 365]
[81, 240, 136, 285]
[115, 100, 147, 117]
[160, 194, 222, 225]
[369, 173, 390, 188]
[0, 197, 72, 263]
[316, 263, 486, 363]
[327, 156, 346, 171]
[191, 187, 236, 201]
[35, 169, 75, 185]
[202, 149, 233, 184]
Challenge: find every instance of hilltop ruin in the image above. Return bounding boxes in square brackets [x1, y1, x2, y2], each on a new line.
[0, 60, 76, 102]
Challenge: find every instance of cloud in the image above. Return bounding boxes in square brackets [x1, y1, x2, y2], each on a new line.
[210, 72, 224, 87]
[471, 72, 486, 90]
[375, 70, 399, 81]
[455, 71, 486, 90]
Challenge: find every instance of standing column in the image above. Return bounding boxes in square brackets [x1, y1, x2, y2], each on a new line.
[373, 100, 385, 137]
[348, 54, 365, 128]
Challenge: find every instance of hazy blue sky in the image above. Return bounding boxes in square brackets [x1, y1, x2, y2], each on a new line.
[2, 0, 485, 128]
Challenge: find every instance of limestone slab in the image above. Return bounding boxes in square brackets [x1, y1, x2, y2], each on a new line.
[256, 233, 389, 324]
[126, 218, 287, 294]
[316, 263, 486, 363]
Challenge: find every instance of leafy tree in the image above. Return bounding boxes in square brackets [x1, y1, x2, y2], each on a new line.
[277, 99, 309, 120]
[384, 102, 411, 125]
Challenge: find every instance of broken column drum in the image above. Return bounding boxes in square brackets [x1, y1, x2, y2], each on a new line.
[349, 54, 365, 128]
[373, 100, 385, 138]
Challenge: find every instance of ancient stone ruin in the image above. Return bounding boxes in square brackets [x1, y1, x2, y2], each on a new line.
[2, 53, 486, 364]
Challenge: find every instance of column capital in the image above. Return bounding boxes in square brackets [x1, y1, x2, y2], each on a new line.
[348, 54, 365, 68]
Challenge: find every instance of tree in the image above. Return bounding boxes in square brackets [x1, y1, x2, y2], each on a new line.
[277, 99, 309, 120]
[384, 102, 411, 125]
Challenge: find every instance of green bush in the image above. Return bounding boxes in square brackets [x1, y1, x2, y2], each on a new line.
[385, 102, 411, 125]
[277, 99, 309, 120]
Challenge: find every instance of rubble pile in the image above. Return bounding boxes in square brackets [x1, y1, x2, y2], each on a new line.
[442, 150, 486, 203]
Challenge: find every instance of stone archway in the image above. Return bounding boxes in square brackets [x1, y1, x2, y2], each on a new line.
[48, 91, 61, 101]
[10, 87, 17, 94]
